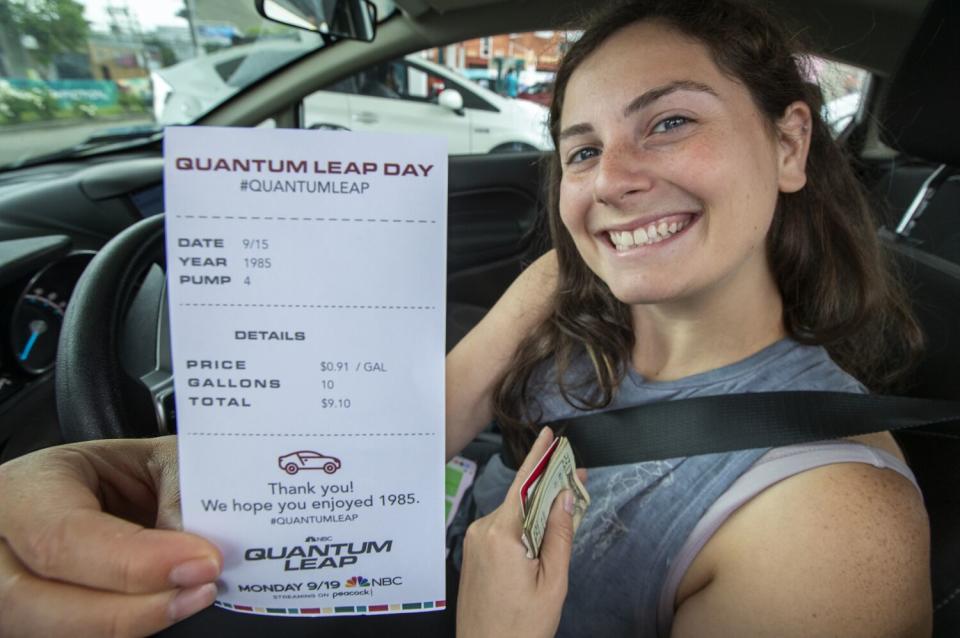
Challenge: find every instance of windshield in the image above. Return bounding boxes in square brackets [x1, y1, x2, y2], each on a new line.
[0, 0, 392, 168]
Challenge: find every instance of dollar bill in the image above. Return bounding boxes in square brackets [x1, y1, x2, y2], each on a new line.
[520, 436, 590, 558]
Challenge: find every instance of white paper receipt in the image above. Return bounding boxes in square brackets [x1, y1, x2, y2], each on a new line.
[164, 126, 447, 618]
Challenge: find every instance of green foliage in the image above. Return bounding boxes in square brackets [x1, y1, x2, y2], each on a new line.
[8, 0, 90, 67]
[71, 102, 97, 118]
[0, 83, 56, 122]
[117, 89, 146, 112]
[0, 82, 122, 124]
[144, 37, 178, 68]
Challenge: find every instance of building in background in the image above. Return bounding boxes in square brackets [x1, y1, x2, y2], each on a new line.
[421, 31, 572, 93]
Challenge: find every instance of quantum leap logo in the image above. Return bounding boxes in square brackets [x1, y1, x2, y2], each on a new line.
[244, 540, 393, 571]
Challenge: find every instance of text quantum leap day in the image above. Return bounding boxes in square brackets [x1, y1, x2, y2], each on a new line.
[173, 156, 436, 196]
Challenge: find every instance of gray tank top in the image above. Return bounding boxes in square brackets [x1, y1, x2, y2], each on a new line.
[469, 338, 919, 637]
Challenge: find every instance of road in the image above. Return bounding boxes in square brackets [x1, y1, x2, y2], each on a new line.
[0, 117, 155, 167]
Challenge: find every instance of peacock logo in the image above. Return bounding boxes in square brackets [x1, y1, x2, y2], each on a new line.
[345, 576, 370, 588]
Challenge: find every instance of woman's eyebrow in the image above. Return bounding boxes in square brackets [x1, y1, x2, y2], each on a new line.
[623, 80, 718, 117]
[559, 80, 719, 142]
[558, 122, 595, 142]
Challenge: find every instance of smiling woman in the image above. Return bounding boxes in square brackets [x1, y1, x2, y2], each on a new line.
[558, 29, 800, 317]
[492, 0, 923, 439]
[450, 0, 932, 636]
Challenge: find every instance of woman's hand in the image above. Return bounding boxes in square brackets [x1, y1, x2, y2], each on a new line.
[457, 427, 584, 638]
[0, 436, 221, 637]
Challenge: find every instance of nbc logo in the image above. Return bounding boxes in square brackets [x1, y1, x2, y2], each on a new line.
[345, 576, 370, 588]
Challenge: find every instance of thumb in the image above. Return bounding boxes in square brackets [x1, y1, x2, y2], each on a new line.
[538, 490, 575, 584]
[151, 437, 184, 530]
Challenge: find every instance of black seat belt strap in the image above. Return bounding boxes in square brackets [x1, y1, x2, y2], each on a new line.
[504, 392, 960, 469]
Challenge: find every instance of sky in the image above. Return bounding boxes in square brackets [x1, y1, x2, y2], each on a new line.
[80, 0, 188, 32]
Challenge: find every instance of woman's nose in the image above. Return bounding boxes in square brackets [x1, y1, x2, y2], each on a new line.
[592, 143, 654, 207]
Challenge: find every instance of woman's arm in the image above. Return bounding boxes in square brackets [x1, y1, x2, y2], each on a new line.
[445, 250, 557, 460]
[671, 462, 932, 637]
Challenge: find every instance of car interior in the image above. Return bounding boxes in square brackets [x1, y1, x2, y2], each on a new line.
[0, 0, 957, 635]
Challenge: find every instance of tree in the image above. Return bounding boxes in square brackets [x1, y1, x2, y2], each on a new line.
[8, 0, 89, 68]
[144, 37, 177, 68]
[1, 1, 27, 75]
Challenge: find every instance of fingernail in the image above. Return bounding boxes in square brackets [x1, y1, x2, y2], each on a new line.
[563, 492, 574, 515]
[169, 557, 220, 587]
[537, 426, 551, 440]
[169, 583, 218, 622]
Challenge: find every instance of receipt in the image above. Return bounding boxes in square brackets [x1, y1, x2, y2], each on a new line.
[164, 126, 447, 617]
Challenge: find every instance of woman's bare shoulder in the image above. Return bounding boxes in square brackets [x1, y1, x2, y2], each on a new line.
[673, 458, 931, 637]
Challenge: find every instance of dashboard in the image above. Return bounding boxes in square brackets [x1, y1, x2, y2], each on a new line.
[0, 148, 165, 459]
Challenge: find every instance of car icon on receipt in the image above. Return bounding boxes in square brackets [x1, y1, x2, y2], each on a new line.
[278, 451, 342, 475]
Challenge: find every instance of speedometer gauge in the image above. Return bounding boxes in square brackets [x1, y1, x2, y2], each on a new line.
[12, 291, 65, 374]
[10, 252, 94, 375]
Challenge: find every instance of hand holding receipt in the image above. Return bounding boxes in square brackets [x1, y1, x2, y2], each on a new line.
[164, 126, 448, 617]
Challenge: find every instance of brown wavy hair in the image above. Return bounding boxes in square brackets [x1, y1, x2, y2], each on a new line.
[492, 0, 924, 461]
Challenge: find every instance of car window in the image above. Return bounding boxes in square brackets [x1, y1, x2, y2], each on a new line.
[807, 57, 870, 137]
[0, 0, 396, 169]
[301, 31, 570, 155]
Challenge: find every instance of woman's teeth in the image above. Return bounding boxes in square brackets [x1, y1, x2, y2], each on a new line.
[608, 219, 688, 251]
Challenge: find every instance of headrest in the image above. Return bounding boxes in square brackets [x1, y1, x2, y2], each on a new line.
[882, 0, 960, 165]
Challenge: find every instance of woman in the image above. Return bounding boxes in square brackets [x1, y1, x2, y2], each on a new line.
[451, 0, 931, 635]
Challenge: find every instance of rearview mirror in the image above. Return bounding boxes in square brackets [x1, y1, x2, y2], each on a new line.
[255, 0, 378, 42]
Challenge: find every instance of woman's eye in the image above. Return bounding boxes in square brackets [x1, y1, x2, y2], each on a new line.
[567, 147, 600, 164]
[651, 115, 691, 134]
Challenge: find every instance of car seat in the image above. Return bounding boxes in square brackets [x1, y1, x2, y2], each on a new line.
[878, 0, 960, 633]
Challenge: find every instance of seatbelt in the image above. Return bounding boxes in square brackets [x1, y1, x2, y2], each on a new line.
[503, 392, 960, 469]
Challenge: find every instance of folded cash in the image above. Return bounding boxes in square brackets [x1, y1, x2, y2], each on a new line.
[519, 436, 590, 558]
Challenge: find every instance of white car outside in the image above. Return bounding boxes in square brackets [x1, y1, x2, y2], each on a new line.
[151, 39, 313, 126]
[822, 91, 863, 135]
[152, 44, 551, 154]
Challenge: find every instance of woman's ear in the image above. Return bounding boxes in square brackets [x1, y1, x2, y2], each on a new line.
[776, 101, 812, 193]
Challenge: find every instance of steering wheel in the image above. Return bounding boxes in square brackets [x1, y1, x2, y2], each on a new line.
[56, 214, 171, 441]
